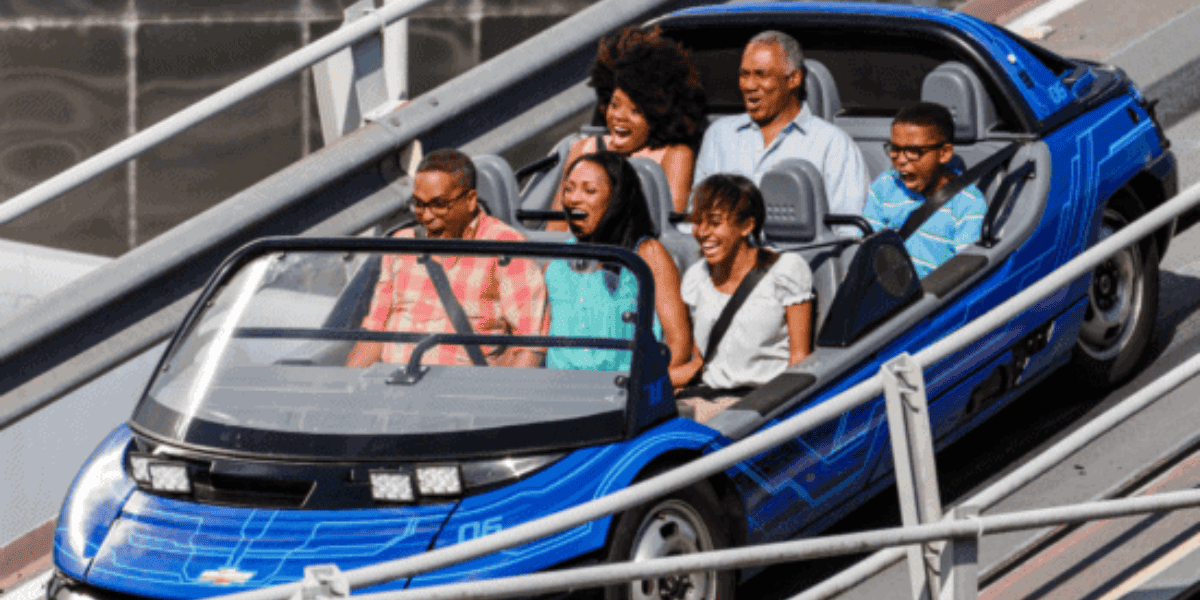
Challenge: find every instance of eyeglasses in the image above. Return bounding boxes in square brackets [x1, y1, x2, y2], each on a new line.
[412, 188, 470, 215]
[883, 141, 947, 161]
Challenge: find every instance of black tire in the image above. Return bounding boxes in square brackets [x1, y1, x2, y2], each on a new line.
[603, 479, 736, 600]
[1072, 191, 1160, 387]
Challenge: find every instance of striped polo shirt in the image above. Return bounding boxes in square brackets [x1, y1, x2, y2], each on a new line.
[862, 163, 987, 278]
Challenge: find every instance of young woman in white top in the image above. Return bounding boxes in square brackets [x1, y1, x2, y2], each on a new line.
[678, 173, 814, 422]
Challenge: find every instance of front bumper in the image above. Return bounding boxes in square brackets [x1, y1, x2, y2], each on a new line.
[46, 571, 147, 600]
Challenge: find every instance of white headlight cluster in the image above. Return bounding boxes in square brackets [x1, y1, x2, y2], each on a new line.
[149, 463, 192, 493]
[369, 465, 462, 503]
[416, 466, 461, 496]
[369, 470, 414, 502]
[128, 453, 192, 494]
[129, 455, 151, 482]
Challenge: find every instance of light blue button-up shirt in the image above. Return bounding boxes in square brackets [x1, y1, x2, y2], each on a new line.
[692, 103, 869, 218]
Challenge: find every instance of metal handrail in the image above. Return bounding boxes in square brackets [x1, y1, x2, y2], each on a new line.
[0, 0, 432, 226]
[352, 489, 1200, 600]
[212, 178, 1200, 600]
[791, 333, 1200, 600]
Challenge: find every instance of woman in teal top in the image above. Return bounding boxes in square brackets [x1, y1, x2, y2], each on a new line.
[547, 152, 697, 386]
[545, 255, 662, 371]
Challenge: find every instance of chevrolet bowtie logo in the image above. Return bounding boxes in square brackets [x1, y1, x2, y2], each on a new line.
[199, 568, 255, 585]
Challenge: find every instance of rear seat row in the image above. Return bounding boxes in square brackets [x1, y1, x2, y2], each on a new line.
[461, 58, 1017, 336]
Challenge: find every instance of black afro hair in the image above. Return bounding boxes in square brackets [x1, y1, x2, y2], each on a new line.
[588, 27, 707, 150]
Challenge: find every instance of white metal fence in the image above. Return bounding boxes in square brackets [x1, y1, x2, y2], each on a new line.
[201, 177, 1200, 600]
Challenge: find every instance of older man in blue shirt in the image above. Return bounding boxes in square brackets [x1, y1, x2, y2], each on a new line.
[692, 30, 868, 219]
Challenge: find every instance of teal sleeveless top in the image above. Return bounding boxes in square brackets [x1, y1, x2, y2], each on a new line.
[545, 242, 662, 371]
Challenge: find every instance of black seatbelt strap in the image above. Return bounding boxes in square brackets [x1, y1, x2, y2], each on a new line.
[689, 251, 774, 386]
[898, 141, 1021, 241]
[420, 256, 489, 366]
[412, 225, 488, 366]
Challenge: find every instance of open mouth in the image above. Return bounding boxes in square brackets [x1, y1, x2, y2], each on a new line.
[609, 126, 634, 145]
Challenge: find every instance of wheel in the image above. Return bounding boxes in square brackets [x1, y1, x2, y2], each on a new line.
[603, 480, 735, 600]
[1072, 192, 1159, 387]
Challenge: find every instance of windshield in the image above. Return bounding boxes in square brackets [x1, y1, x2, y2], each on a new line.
[133, 242, 654, 460]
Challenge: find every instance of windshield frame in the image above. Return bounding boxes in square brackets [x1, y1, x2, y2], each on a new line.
[131, 236, 661, 461]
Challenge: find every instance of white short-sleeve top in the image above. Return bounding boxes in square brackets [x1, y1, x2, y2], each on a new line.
[681, 252, 814, 389]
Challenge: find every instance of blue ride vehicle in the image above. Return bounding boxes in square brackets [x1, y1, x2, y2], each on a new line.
[50, 3, 1174, 600]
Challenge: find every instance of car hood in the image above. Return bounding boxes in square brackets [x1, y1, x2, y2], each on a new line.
[84, 491, 456, 599]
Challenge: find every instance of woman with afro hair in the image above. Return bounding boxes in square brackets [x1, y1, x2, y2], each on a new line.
[549, 26, 707, 226]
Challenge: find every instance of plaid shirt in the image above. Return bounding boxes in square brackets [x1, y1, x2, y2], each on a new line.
[362, 212, 548, 365]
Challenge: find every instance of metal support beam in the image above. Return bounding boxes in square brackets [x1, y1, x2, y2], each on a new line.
[882, 352, 943, 600]
[313, 0, 410, 144]
[939, 506, 980, 600]
[458, 82, 594, 157]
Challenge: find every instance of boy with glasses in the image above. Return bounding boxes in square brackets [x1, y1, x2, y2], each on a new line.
[862, 102, 987, 278]
[347, 149, 547, 368]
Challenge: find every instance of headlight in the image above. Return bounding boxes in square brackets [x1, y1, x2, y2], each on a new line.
[127, 452, 192, 495]
[128, 455, 150, 483]
[415, 465, 462, 496]
[369, 470, 415, 502]
[367, 454, 564, 504]
[147, 462, 191, 494]
[460, 454, 565, 489]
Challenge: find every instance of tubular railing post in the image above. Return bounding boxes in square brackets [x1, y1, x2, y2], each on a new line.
[289, 565, 350, 600]
[882, 353, 943, 600]
[939, 506, 980, 600]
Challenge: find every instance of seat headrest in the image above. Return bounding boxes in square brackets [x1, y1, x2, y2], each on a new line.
[760, 158, 830, 245]
[471, 154, 520, 225]
[628, 157, 668, 238]
[803, 59, 842, 121]
[921, 61, 997, 143]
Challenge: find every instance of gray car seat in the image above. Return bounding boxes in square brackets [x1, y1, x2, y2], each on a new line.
[628, 157, 699, 271]
[921, 61, 1007, 169]
[758, 158, 851, 334]
[473, 154, 521, 225]
[803, 59, 841, 122]
[474, 153, 569, 242]
[847, 60, 1007, 181]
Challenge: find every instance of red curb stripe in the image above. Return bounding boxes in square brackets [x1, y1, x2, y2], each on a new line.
[0, 519, 55, 592]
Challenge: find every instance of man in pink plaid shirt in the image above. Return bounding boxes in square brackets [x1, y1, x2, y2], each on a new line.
[346, 149, 548, 368]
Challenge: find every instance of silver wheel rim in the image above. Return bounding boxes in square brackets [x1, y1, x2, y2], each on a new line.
[627, 499, 717, 600]
[1078, 207, 1145, 362]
